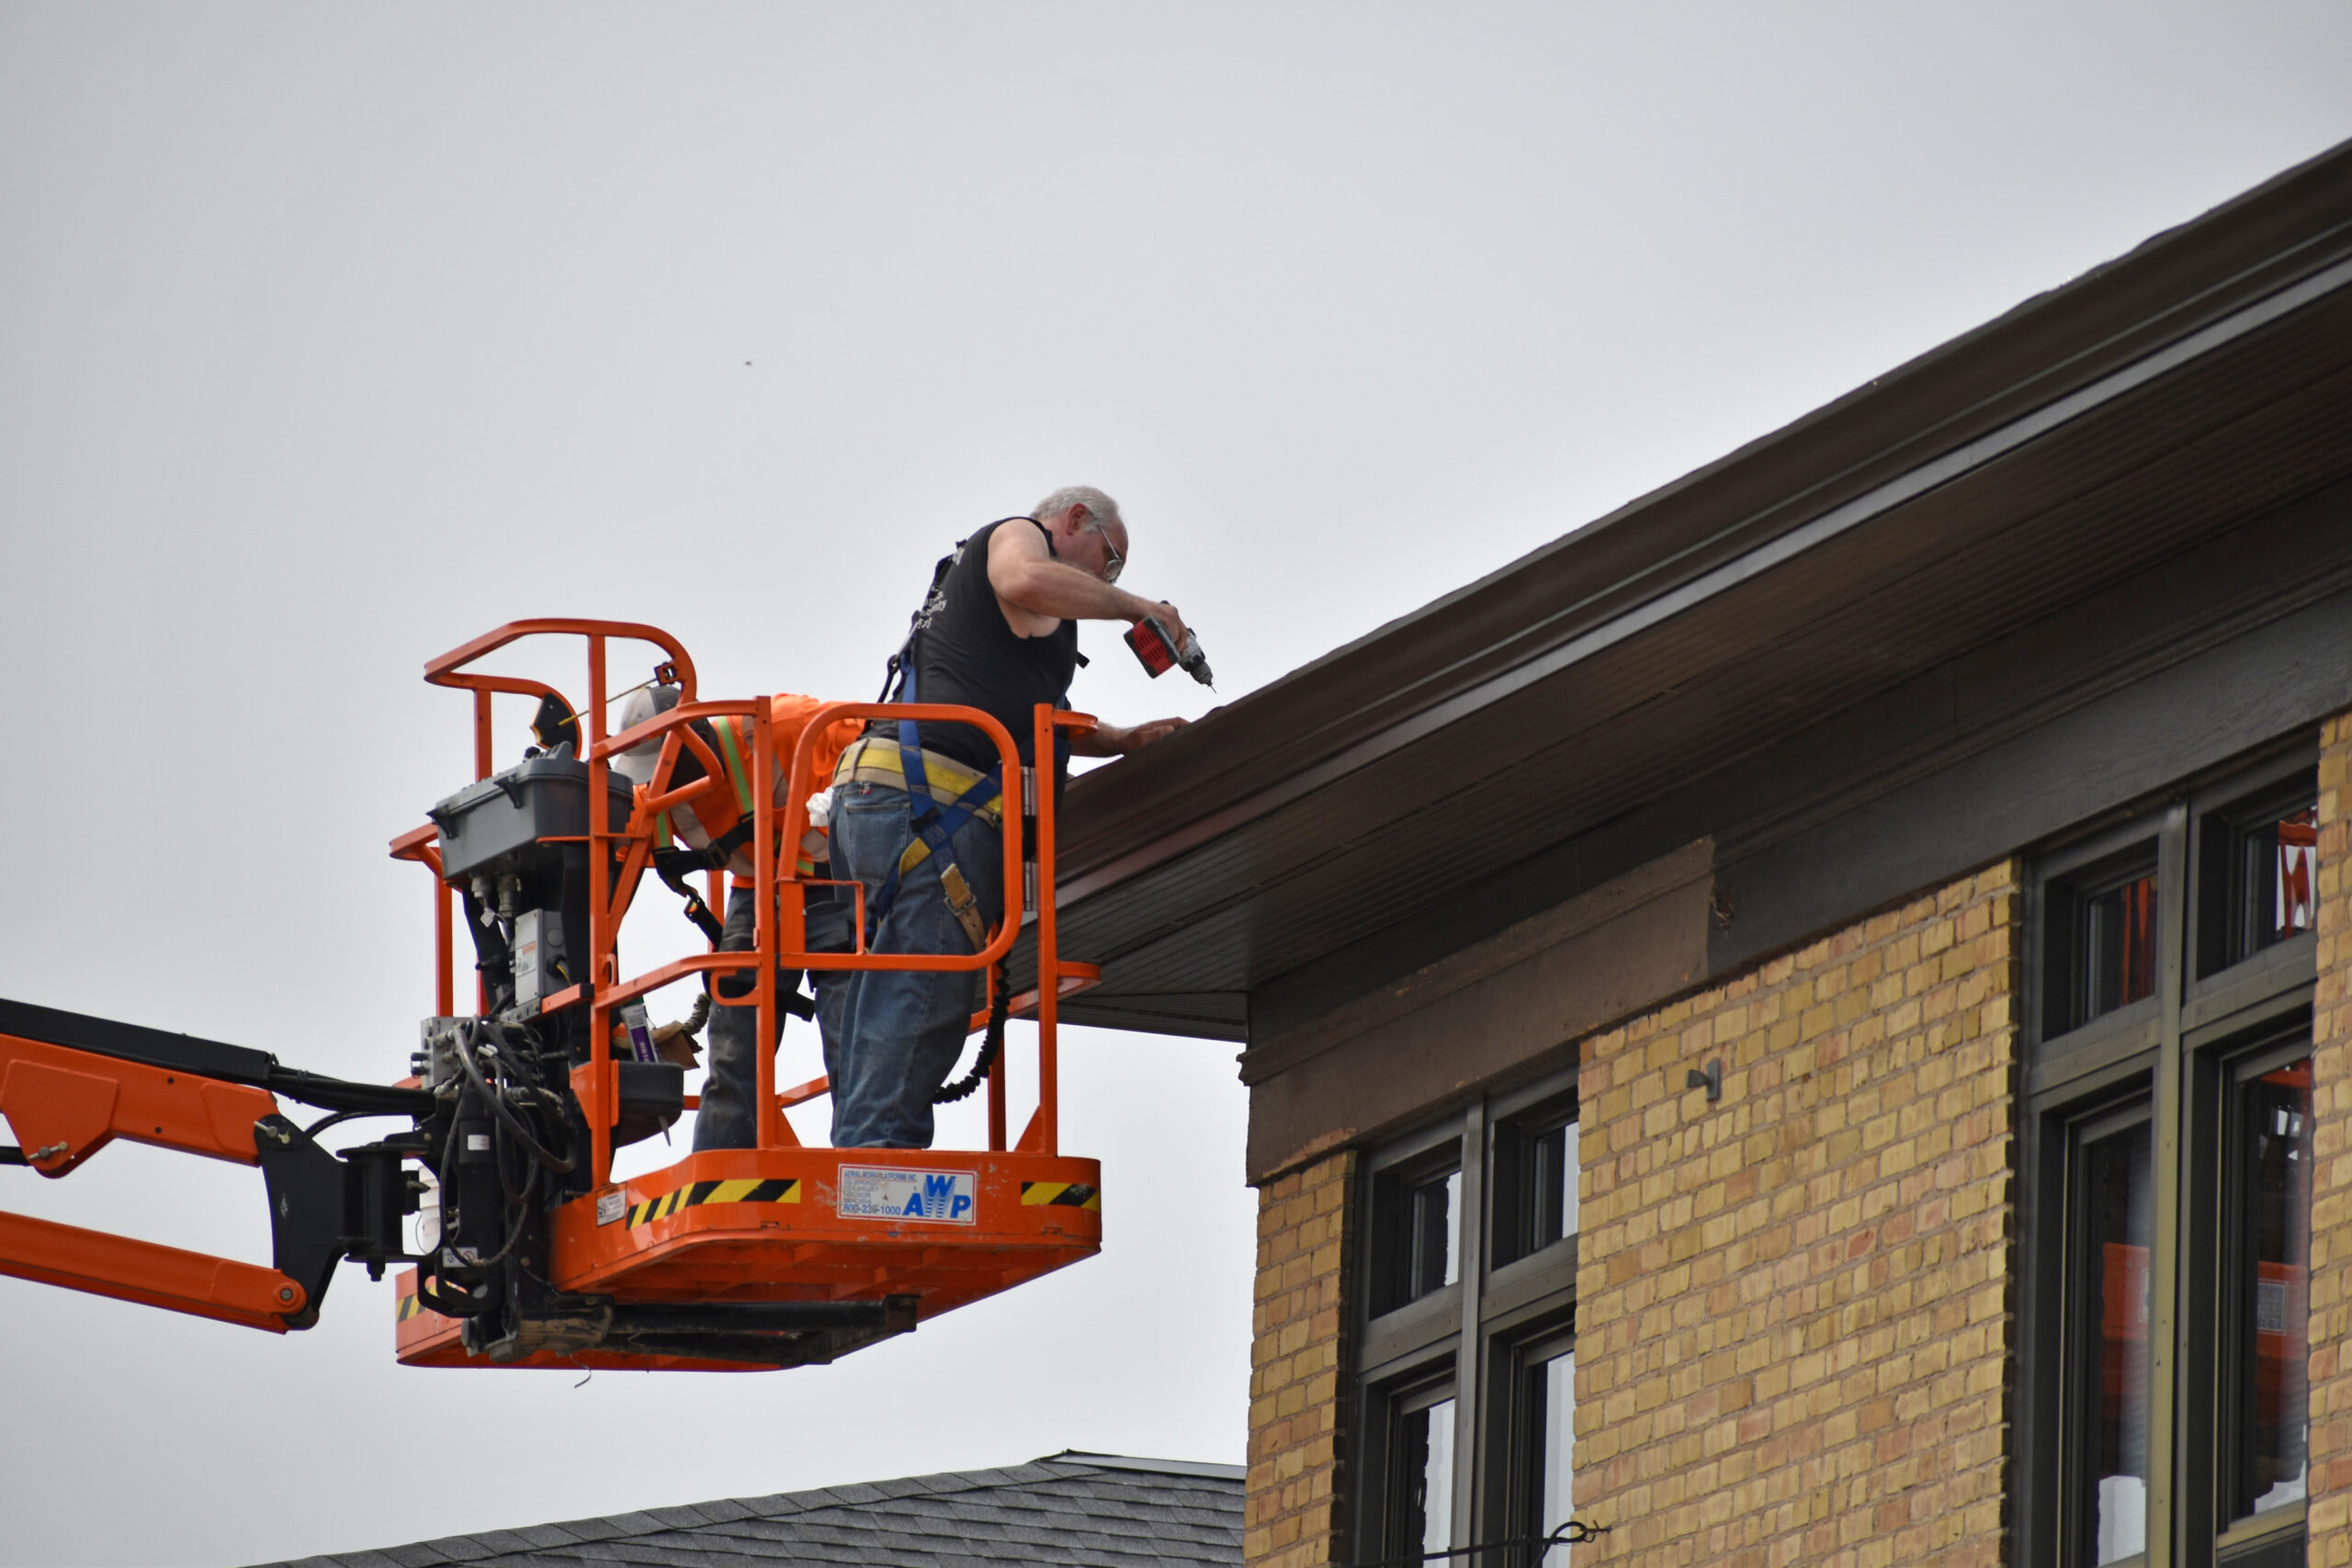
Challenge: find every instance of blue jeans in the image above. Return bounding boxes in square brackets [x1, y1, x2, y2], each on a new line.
[690, 886, 786, 1153]
[691, 887, 852, 1151]
[823, 777, 1002, 1149]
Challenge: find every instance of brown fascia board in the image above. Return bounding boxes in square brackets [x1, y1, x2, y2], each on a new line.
[1056, 134, 2352, 886]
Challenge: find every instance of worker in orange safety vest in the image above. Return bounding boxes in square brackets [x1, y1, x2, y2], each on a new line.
[613, 683, 863, 1150]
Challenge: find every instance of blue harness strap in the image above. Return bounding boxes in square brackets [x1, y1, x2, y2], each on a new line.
[865, 659, 1009, 950]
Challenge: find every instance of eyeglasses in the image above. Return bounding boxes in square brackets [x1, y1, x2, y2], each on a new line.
[1085, 518, 1125, 584]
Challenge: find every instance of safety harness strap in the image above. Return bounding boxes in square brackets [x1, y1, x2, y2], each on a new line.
[651, 850, 728, 947]
[832, 739, 1006, 817]
[874, 764, 1004, 951]
[861, 517, 1080, 953]
[866, 655, 1002, 951]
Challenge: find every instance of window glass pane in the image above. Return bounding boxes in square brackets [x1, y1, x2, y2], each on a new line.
[2198, 781, 2317, 976]
[1374, 1145, 1463, 1313]
[2236, 1058, 2312, 1519]
[2263, 810, 2319, 947]
[1393, 1395, 1455, 1555]
[1498, 1112, 1580, 1265]
[2046, 847, 2161, 1037]
[1408, 1168, 1461, 1296]
[1539, 1350, 1576, 1540]
[1560, 1120, 1579, 1238]
[2085, 874, 2157, 1021]
[1421, 1396, 1455, 1554]
[2076, 1119, 2153, 1566]
[1533, 1120, 1579, 1246]
[1442, 1169, 1461, 1288]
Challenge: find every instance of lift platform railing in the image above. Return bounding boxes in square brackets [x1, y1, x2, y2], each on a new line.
[0, 619, 1103, 1362]
[403, 621, 1098, 1190]
[759, 698, 1102, 1160]
[425, 617, 700, 779]
[393, 618, 701, 1022]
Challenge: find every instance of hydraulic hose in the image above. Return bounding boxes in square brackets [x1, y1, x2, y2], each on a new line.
[454, 1021, 576, 1174]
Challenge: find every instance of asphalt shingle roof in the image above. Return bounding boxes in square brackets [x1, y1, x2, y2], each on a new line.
[251, 1453, 1243, 1568]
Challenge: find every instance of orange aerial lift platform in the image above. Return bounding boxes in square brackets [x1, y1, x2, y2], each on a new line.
[0, 620, 1103, 1371]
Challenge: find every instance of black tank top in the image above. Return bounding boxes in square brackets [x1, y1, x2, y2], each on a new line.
[908, 518, 1081, 773]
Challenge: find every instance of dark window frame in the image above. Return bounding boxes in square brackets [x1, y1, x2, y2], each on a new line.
[1489, 1089, 1578, 1272]
[2040, 835, 2165, 1042]
[2058, 1096, 2158, 1568]
[2197, 775, 2323, 980]
[1355, 1065, 1579, 1567]
[1487, 1317, 1577, 1566]
[2213, 1032, 2317, 1533]
[1364, 1119, 1470, 1330]
[1373, 1369, 1463, 1562]
[2016, 744, 2319, 1568]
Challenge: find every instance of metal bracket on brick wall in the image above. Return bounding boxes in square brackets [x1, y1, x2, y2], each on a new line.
[1348, 1516, 1610, 1565]
[1686, 1058, 1722, 1101]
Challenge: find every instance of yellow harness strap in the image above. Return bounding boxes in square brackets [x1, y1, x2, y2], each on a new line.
[831, 738, 1006, 824]
[831, 737, 1005, 950]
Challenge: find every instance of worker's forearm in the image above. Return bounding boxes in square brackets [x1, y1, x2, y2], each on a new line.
[999, 559, 1159, 624]
[1069, 721, 1174, 758]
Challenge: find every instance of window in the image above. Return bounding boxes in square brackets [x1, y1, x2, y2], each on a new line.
[2198, 779, 2322, 976]
[1491, 1101, 1577, 1268]
[1358, 1075, 1578, 1565]
[1408, 1169, 1464, 1298]
[1384, 1381, 1458, 1559]
[2041, 842, 2161, 1038]
[2018, 750, 2319, 1568]
[2063, 1105, 2154, 1565]
[2224, 1047, 2312, 1524]
[1510, 1331, 1577, 1553]
[1372, 1144, 1463, 1314]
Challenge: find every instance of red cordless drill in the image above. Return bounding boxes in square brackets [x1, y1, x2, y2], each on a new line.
[1125, 615, 1215, 687]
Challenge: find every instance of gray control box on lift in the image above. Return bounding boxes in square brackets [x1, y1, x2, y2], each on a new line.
[426, 755, 636, 882]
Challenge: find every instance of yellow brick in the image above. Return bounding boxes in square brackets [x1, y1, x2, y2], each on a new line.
[2308, 710, 2352, 1568]
[1528, 859, 2026, 1568]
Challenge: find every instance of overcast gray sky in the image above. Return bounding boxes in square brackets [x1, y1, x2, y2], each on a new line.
[2, 5, 2347, 1564]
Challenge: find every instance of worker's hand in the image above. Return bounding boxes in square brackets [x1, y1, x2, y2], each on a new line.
[1114, 716, 1190, 752]
[1142, 601, 1190, 653]
[1070, 716, 1190, 757]
[651, 1021, 703, 1069]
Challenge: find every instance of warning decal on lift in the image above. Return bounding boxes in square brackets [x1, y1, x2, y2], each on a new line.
[1020, 1180, 1101, 1211]
[838, 1165, 978, 1225]
[627, 1178, 802, 1229]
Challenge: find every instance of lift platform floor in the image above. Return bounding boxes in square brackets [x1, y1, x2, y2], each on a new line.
[395, 1145, 1102, 1371]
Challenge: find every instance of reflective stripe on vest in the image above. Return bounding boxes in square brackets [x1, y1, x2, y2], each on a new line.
[710, 716, 758, 818]
[664, 705, 861, 877]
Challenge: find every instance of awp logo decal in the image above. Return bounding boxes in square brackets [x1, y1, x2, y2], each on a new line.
[837, 1165, 978, 1225]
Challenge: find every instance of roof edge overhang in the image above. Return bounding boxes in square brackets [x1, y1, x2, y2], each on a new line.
[1020, 137, 2352, 1070]
[1057, 137, 2352, 888]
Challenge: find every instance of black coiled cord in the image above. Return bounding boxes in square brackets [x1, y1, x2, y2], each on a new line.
[933, 959, 1011, 1104]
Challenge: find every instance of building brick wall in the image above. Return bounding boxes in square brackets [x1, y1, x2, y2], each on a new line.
[1246, 1150, 1355, 1568]
[2305, 711, 2352, 1568]
[1573, 863, 2020, 1568]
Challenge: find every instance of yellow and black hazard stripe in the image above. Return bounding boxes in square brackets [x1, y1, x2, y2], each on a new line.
[626, 1177, 801, 1229]
[1020, 1180, 1100, 1211]
[397, 1292, 424, 1322]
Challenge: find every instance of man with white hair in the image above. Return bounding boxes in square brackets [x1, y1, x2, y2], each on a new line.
[816, 486, 1192, 1149]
